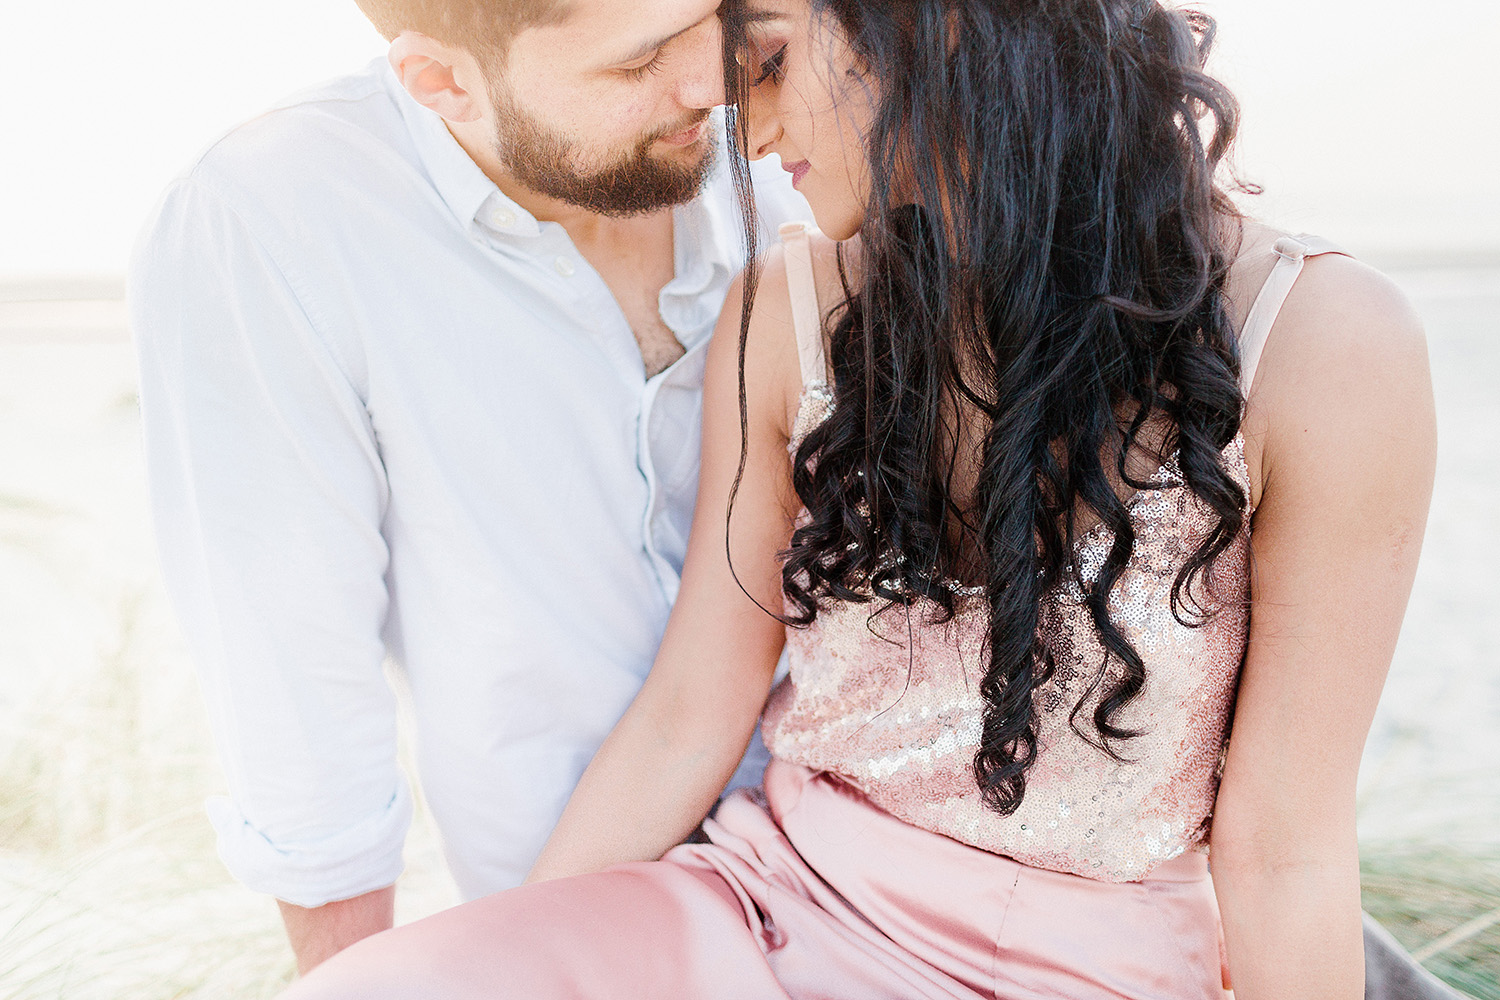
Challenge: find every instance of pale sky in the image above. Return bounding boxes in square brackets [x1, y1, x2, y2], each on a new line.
[2, 0, 1496, 277]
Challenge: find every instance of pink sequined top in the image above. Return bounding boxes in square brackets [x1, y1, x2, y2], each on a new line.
[760, 223, 1347, 882]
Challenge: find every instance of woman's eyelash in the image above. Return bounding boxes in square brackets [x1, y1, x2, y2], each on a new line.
[753, 46, 788, 86]
[625, 52, 666, 81]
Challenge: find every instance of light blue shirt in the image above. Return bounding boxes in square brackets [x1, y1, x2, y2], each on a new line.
[130, 59, 808, 906]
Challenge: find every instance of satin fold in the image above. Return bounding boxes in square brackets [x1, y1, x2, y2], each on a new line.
[284, 759, 1227, 1000]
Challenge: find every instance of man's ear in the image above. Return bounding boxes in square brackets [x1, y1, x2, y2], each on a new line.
[388, 31, 483, 123]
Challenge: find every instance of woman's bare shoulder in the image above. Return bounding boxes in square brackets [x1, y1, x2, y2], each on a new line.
[1249, 237, 1428, 407]
[1229, 221, 1426, 375]
[1238, 226, 1432, 507]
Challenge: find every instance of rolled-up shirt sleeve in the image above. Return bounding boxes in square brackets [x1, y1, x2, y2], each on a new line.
[130, 169, 410, 907]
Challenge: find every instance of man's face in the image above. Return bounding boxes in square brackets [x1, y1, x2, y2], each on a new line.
[487, 0, 726, 216]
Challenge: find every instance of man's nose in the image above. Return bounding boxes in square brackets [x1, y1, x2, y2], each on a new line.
[676, 15, 728, 109]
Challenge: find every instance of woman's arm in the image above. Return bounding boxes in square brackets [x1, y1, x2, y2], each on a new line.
[1210, 257, 1436, 998]
[525, 261, 805, 884]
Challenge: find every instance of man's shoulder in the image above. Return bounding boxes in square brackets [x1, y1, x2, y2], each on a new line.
[131, 59, 436, 370]
[174, 59, 418, 217]
[261, 57, 394, 115]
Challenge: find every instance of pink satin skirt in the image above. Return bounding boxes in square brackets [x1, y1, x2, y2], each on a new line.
[283, 760, 1229, 999]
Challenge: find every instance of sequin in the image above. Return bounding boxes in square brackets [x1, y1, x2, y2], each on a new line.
[764, 387, 1251, 883]
[787, 379, 835, 456]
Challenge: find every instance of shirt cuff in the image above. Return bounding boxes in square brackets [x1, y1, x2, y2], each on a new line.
[206, 782, 413, 908]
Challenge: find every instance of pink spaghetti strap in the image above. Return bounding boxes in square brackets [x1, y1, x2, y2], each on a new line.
[1238, 234, 1350, 397]
[778, 221, 828, 389]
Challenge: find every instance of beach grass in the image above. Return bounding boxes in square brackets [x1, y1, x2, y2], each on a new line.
[0, 519, 467, 999]
[1361, 846, 1500, 1000]
[0, 581, 293, 999]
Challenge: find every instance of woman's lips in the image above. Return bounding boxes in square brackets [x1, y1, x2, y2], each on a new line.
[783, 159, 811, 188]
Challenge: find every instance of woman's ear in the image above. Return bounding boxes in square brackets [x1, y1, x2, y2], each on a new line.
[388, 31, 483, 123]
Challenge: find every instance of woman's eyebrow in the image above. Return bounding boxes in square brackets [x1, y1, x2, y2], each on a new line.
[742, 7, 784, 24]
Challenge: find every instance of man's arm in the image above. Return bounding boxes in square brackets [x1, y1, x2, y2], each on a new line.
[278, 886, 395, 975]
[131, 167, 410, 963]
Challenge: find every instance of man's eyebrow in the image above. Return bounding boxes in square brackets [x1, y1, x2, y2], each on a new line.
[742, 8, 782, 23]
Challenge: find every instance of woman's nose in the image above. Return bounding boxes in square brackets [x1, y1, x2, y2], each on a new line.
[741, 87, 782, 160]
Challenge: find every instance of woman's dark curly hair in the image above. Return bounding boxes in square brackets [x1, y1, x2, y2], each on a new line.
[722, 0, 1251, 815]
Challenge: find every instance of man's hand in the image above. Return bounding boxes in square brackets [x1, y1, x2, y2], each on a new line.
[278, 885, 396, 975]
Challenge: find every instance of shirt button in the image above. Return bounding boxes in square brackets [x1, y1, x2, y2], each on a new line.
[554, 256, 577, 277]
[490, 207, 516, 228]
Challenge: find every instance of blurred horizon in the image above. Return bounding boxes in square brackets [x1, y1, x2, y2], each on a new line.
[1, 0, 1497, 283]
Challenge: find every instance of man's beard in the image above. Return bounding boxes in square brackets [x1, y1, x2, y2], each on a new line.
[492, 87, 717, 217]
